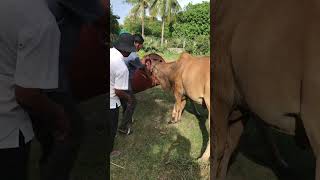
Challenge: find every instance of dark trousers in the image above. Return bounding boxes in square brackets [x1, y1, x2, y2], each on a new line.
[30, 92, 84, 180]
[107, 107, 119, 180]
[119, 90, 137, 130]
[109, 106, 119, 154]
[0, 131, 31, 180]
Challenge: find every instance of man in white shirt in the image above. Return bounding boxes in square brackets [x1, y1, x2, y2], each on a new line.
[109, 33, 136, 156]
[0, 0, 69, 180]
[30, 1, 105, 180]
[118, 34, 145, 135]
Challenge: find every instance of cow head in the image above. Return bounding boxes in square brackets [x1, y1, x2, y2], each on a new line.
[142, 53, 165, 70]
[130, 53, 166, 93]
[143, 54, 175, 92]
[141, 53, 165, 85]
[150, 62, 172, 91]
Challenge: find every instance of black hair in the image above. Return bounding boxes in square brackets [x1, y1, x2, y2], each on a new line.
[133, 34, 144, 44]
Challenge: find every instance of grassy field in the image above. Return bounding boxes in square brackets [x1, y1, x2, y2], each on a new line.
[138, 50, 181, 62]
[110, 87, 210, 180]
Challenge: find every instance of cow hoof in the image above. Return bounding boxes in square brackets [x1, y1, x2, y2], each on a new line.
[197, 155, 210, 163]
[197, 157, 209, 164]
[168, 121, 177, 124]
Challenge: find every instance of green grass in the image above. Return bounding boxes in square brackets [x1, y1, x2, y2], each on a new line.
[158, 51, 181, 62]
[111, 87, 210, 180]
[138, 50, 181, 62]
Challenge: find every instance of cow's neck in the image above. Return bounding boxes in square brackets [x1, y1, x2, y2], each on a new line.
[159, 62, 178, 81]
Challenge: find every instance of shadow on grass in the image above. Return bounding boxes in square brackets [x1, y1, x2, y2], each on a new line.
[228, 118, 315, 180]
[111, 87, 206, 180]
[184, 100, 209, 158]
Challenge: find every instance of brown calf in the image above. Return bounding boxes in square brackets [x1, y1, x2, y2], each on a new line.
[147, 52, 210, 161]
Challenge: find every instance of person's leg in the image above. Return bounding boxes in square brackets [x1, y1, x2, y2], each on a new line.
[109, 107, 119, 152]
[120, 98, 127, 115]
[0, 131, 31, 180]
[118, 91, 136, 134]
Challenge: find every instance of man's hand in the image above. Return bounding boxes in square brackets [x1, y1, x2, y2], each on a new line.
[115, 89, 132, 105]
[15, 85, 71, 142]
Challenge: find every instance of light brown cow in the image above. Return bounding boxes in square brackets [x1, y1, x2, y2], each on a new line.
[212, 0, 320, 179]
[146, 52, 210, 161]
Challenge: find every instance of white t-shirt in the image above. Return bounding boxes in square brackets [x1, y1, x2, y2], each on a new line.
[0, 0, 60, 148]
[110, 48, 129, 109]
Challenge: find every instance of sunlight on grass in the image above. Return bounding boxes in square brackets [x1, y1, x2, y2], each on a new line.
[111, 87, 209, 180]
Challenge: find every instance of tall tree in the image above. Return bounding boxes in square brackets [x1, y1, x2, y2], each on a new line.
[110, 6, 120, 35]
[125, 0, 152, 37]
[150, 0, 181, 46]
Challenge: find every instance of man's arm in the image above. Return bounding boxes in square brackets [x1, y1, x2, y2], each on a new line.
[14, 19, 69, 141]
[114, 65, 131, 102]
[115, 89, 133, 104]
[15, 85, 70, 141]
[129, 57, 144, 69]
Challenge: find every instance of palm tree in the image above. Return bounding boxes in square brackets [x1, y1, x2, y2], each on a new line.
[150, 0, 181, 47]
[125, 0, 152, 37]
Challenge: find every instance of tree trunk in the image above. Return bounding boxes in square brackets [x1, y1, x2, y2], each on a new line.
[161, 18, 165, 47]
[142, 7, 145, 37]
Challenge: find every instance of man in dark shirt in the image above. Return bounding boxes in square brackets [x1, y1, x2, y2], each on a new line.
[118, 34, 145, 135]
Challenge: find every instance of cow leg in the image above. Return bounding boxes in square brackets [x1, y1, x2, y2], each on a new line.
[212, 99, 231, 180]
[170, 103, 181, 123]
[301, 115, 320, 180]
[300, 107, 320, 180]
[199, 95, 211, 162]
[171, 101, 185, 122]
[191, 101, 202, 117]
[177, 99, 186, 121]
[218, 120, 244, 180]
[199, 112, 210, 162]
[171, 104, 177, 121]
[260, 122, 289, 170]
[170, 87, 184, 123]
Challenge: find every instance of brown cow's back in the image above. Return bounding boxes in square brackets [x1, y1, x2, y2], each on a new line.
[215, 0, 320, 132]
[177, 53, 210, 104]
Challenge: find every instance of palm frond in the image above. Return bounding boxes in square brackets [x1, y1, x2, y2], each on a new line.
[130, 4, 142, 17]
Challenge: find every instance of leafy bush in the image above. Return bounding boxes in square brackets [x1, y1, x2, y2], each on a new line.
[185, 35, 210, 55]
[110, 6, 120, 35]
[123, 16, 170, 37]
[172, 2, 210, 40]
[110, 34, 118, 47]
[110, 6, 120, 47]
[142, 36, 161, 52]
[171, 2, 210, 55]
[166, 38, 185, 48]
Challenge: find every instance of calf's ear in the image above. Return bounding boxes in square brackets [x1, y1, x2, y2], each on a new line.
[145, 60, 152, 71]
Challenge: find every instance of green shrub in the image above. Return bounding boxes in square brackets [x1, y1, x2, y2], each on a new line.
[142, 36, 161, 53]
[185, 35, 210, 55]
